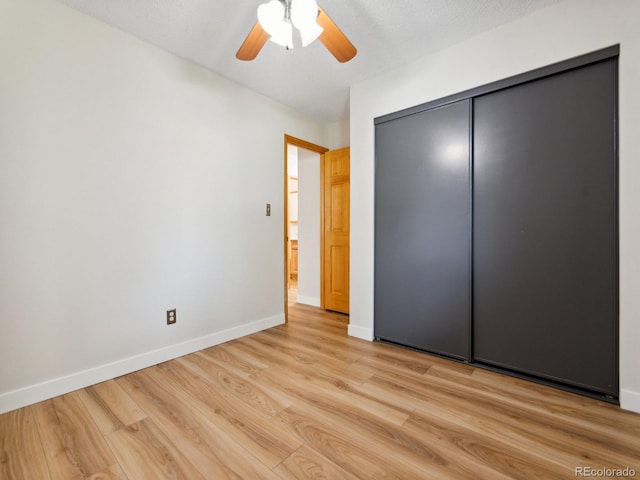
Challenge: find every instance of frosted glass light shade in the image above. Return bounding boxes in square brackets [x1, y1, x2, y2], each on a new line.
[291, 0, 323, 47]
[299, 22, 323, 47]
[291, 0, 318, 28]
[270, 21, 294, 49]
[257, 0, 284, 36]
[258, 0, 293, 49]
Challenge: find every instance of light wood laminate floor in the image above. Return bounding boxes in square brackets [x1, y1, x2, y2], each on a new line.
[1, 302, 639, 479]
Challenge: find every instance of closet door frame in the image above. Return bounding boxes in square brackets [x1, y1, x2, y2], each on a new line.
[374, 44, 619, 401]
[376, 45, 618, 125]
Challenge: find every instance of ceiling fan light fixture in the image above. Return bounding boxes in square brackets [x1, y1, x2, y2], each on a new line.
[291, 0, 323, 47]
[257, 1, 284, 36]
[237, 0, 356, 63]
[258, 0, 322, 50]
[270, 21, 294, 49]
[258, 0, 294, 49]
[298, 22, 323, 47]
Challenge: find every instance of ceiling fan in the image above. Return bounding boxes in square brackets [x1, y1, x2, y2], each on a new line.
[236, 0, 357, 63]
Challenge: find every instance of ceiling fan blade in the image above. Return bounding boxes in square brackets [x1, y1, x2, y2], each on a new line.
[236, 21, 270, 61]
[317, 7, 357, 63]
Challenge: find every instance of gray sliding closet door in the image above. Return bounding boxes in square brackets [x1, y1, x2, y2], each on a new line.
[375, 100, 471, 360]
[473, 59, 618, 395]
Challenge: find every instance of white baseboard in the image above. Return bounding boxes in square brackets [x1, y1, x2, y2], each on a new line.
[348, 324, 374, 341]
[0, 314, 284, 415]
[620, 389, 640, 414]
[296, 295, 321, 307]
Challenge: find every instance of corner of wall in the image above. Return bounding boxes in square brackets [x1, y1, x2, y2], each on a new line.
[348, 323, 374, 341]
[620, 389, 640, 414]
[296, 296, 321, 307]
[328, 118, 350, 150]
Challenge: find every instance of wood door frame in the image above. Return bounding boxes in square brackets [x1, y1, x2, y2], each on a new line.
[283, 134, 328, 321]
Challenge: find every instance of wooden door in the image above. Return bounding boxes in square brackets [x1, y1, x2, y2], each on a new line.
[322, 147, 350, 313]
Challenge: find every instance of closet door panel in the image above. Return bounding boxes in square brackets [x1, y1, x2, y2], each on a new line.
[375, 100, 471, 359]
[473, 59, 617, 395]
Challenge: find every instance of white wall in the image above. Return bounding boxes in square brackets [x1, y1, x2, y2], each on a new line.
[350, 0, 640, 413]
[287, 144, 299, 177]
[297, 149, 321, 306]
[328, 118, 350, 150]
[0, 0, 327, 413]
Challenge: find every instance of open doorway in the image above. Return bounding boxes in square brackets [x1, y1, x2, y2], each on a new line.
[285, 142, 324, 307]
[284, 135, 350, 319]
[284, 136, 328, 319]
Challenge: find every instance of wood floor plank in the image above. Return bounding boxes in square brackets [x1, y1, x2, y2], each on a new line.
[404, 411, 569, 480]
[355, 373, 429, 414]
[33, 392, 116, 479]
[254, 364, 411, 426]
[0, 407, 50, 480]
[116, 370, 283, 480]
[410, 401, 638, 475]
[279, 403, 488, 480]
[425, 359, 475, 377]
[236, 335, 373, 385]
[77, 379, 147, 435]
[278, 406, 409, 480]
[149, 360, 302, 467]
[273, 445, 361, 480]
[199, 343, 268, 378]
[287, 303, 348, 326]
[262, 324, 363, 364]
[276, 320, 375, 355]
[469, 368, 640, 435]
[106, 419, 205, 480]
[260, 368, 512, 480]
[419, 365, 640, 457]
[351, 346, 437, 381]
[87, 463, 129, 480]
[367, 372, 640, 471]
[235, 335, 317, 368]
[178, 352, 294, 416]
[142, 361, 302, 469]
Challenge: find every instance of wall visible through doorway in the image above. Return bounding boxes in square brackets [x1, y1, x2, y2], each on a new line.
[287, 145, 321, 306]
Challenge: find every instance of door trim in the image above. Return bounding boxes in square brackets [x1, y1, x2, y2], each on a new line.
[283, 135, 328, 321]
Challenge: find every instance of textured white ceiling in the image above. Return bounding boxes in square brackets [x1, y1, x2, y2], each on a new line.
[54, 0, 560, 122]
